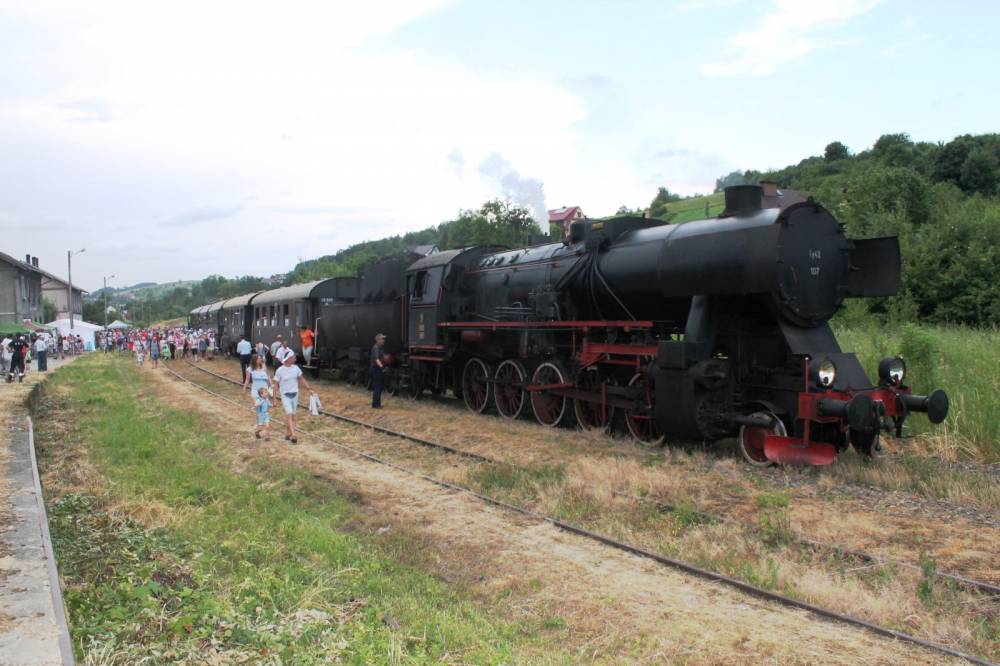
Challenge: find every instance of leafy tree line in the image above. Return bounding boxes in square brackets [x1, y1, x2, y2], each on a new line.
[84, 275, 273, 327]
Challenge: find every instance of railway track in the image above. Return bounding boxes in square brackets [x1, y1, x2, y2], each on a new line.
[186, 360, 1000, 597]
[167, 361, 996, 664]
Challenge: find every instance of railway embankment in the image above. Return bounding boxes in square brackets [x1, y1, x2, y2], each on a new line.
[0, 356, 76, 666]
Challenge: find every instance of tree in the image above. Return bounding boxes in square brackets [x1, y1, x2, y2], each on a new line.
[713, 171, 746, 193]
[438, 199, 540, 250]
[43, 298, 57, 323]
[824, 141, 850, 161]
[959, 146, 999, 195]
[932, 134, 977, 185]
[840, 165, 931, 234]
[647, 187, 682, 219]
[871, 133, 914, 167]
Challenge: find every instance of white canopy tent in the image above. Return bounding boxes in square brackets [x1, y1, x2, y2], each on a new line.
[106, 320, 130, 329]
[44, 319, 103, 350]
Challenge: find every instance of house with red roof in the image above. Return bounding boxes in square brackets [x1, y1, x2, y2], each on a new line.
[548, 206, 586, 237]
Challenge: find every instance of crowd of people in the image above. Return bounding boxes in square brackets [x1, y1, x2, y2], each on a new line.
[1, 329, 85, 382]
[4, 321, 386, 446]
[96, 327, 221, 365]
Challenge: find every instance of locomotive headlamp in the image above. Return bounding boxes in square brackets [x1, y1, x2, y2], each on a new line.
[816, 359, 837, 387]
[878, 357, 906, 386]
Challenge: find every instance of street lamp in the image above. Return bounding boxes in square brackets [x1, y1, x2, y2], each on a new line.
[67, 248, 85, 330]
[103, 274, 115, 331]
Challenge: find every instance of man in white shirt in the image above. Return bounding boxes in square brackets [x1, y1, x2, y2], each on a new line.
[235, 334, 253, 380]
[33, 335, 49, 372]
[272, 353, 313, 444]
[274, 340, 294, 365]
[269, 335, 283, 368]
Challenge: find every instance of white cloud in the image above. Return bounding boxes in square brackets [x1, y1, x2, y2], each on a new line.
[0, 0, 591, 287]
[700, 0, 881, 77]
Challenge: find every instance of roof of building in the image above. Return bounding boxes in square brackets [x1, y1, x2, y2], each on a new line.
[548, 206, 583, 222]
[0, 251, 88, 294]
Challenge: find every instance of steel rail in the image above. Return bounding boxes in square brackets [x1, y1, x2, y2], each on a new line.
[166, 362, 995, 666]
[188, 360, 1000, 598]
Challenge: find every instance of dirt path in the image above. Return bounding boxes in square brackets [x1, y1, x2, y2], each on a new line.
[148, 364, 963, 664]
[189, 360, 1000, 582]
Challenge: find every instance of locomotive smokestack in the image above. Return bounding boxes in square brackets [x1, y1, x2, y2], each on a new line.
[721, 185, 764, 217]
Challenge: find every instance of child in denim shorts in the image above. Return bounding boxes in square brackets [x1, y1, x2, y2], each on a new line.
[254, 387, 272, 440]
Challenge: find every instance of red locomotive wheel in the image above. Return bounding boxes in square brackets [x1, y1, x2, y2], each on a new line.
[530, 362, 569, 427]
[625, 372, 664, 447]
[462, 357, 492, 413]
[738, 411, 785, 467]
[493, 359, 528, 419]
[573, 367, 615, 432]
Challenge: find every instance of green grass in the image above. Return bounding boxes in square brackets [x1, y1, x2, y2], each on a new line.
[834, 321, 1000, 461]
[37, 356, 571, 664]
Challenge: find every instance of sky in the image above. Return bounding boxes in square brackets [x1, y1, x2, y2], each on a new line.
[1, 0, 997, 292]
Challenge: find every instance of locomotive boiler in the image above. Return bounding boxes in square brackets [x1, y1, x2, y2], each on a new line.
[406, 185, 948, 465]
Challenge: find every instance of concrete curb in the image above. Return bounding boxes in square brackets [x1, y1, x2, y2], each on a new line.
[26, 415, 75, 666]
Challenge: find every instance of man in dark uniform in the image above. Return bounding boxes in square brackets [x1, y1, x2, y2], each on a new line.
[9, 335, 27, 382]
[370, 333, 386, 408]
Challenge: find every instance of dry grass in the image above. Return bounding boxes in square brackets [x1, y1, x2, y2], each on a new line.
[156, 361, 972, 664]
[171, 360, 1000, 661]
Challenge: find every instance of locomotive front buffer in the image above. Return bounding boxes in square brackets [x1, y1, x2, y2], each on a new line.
[748, 355, 950, 466]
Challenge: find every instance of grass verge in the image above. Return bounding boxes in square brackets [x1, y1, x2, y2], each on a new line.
[834, 321, 1000, 462]
[35, 355, 568, 664]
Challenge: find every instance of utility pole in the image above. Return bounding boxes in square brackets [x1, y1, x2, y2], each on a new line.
[67, 248, 85, 329]
[103, 274, 115, 330]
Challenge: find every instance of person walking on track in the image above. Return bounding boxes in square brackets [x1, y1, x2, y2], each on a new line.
[236, 334, 253, 380]
[269, 335, 283, 368]
[370, 333, 386, 409]
[272, 352, 314, 444]
[243, 354, 271, 403]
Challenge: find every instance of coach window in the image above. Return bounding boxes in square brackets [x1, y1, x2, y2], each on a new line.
[283, 304, 290, 327]
[254, 307, 260, 326]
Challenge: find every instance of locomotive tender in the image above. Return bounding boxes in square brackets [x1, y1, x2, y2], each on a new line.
[192, 185, 948, 465]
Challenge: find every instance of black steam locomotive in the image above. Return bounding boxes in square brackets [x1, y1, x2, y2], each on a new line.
[192, 185, 948, 465]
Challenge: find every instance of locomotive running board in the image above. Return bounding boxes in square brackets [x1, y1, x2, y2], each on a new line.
[764, 436, 837, 466]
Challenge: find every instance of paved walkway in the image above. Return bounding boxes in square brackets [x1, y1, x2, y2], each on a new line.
[0, 354, 78, 665]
